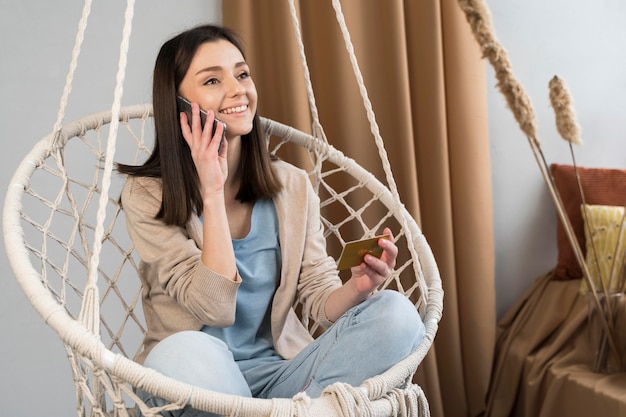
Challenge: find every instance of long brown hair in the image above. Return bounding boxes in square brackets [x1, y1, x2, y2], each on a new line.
[117, 25, 281, 227]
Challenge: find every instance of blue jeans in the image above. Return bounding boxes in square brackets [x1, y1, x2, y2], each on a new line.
[138, 290, 425, 417]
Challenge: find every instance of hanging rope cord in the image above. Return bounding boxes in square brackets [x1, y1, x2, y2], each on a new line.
[287, 0, 427, 300]
[287, 2, 431, 415]
[52, 0, 92, 135]
[52, 0, 137, 333]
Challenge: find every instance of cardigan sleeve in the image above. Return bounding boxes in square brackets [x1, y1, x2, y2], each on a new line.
[121, 176, 241, 327]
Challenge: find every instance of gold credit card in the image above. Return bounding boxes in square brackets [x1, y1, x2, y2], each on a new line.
[336, 234, 391, 270]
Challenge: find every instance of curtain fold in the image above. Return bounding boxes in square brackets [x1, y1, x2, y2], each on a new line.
[223, 1, 495, 416]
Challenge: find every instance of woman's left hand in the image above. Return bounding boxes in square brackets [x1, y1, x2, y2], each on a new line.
[349, 227, 398, 296]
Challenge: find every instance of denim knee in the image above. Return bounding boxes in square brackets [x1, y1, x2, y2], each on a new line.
[138, 331, 251, 417]
[366, 290, 425, 349]
[143, 331, 251, 396]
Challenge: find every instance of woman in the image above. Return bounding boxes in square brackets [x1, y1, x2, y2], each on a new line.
[119, 24, 425, 415]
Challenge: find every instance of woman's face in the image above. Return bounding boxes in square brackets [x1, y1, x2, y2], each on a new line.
[178, 39, 257, 139]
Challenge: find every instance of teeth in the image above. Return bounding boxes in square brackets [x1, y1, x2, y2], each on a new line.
[220, 105, 247, 115]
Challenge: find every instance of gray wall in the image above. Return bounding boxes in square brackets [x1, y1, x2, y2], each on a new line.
[487, 1, 626, 316]
[2, 0, 626, 415]
[0, 2, 221, 415]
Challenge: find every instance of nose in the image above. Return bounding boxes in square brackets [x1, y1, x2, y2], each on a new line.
[225, 76, 245, 97]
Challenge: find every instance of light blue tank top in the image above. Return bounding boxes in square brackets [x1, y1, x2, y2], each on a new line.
[201, 199, 282, 371]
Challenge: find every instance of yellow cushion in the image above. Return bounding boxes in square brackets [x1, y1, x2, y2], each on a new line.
[580, 204, 626, 293]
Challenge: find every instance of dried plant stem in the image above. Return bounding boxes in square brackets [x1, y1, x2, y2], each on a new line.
[607, 203, 626, 292]
[553, 77, 623, 369]
[619, 253, 626, 292]
[575, 155, 624, 370]
[554, 77, 612, 299]
[531, 135, 622, 368]
[570, 149, 609, 296]
[601, 204, 626, 371]
[565, 101, 624, 369]
[457, 0, 621, 365]
[592, 294, 623, 372]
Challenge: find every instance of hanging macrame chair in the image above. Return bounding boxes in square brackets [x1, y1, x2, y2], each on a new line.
[3, 0, 443, 416]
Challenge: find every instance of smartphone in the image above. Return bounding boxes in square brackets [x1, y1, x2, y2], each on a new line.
[177, 96, 226, 154]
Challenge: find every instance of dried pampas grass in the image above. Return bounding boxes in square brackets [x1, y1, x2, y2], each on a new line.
[457, 0, 622, 370]
[549, 75, 583, 146]
[457, 0, 538, 142]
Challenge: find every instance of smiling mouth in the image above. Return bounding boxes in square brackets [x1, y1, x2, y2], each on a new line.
[220, 105, 248, 115]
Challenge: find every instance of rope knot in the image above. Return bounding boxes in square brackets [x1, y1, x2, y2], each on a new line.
[323, 382, 373, 417]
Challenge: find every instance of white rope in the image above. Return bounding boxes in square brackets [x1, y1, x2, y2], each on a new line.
[285, 4, 431, 410]
[328, 0, 403, 218]
[287, 0, 329, 143]
[329, 0, 423, 286]
[79, 0, 136, 333]
[383, 385, 430, 417]
[52, 0, 92, 135]
[287, 0, 422, 281]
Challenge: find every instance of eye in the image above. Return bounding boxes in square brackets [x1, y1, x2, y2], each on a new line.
[203, 77, 219, 86]
[238, 71, 251, 80]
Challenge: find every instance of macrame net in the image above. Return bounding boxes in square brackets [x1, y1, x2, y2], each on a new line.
[3, 1, 443, 416]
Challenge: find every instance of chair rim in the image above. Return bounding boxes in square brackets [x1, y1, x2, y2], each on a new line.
[3, 104, 442, 415]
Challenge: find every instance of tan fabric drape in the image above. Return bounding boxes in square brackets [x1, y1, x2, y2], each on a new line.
[223, 1, 496, 416]
[485, 272, 626, 417]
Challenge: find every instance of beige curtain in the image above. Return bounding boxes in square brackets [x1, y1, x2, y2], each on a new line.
[223, 1, 495, 416]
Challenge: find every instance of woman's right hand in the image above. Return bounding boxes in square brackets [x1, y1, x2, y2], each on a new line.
[180, 102, 228, 197]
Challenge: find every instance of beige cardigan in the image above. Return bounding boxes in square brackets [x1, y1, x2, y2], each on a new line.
[121, 160, 342, 364]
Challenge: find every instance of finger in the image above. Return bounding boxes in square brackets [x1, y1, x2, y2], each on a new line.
[383, 227, 395, 241]
[205, 111, 225, 153]
[179, 112, 193, 146]
[380, 228, 398, 267]
[214, 121, 227, 155]
[191, 102, 204, 134]
[380, 238, 398, 261]
[358, 259, 389, 287]
[190, 105, 217, 158]
[356, 253, 384, 278]
[202, 108, 215, 137]
[218, 130, 228, 156]
[181, 105, 205, 151]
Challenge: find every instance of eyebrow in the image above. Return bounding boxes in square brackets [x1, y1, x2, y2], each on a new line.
[195, 61, 248, 76]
